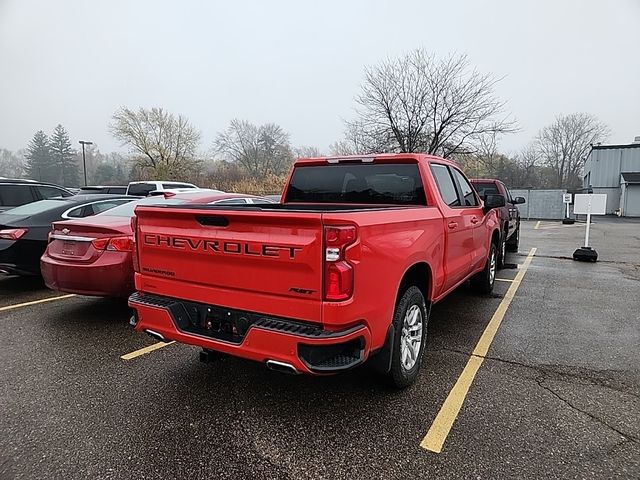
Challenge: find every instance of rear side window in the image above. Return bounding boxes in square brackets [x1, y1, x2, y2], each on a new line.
[91, 199, 132, 214]
[66, 200, 129, 218]
[66, 205, 92, 218]
[0, 185, 35, 206]
[36, 185, 70, 199]
[127, 183, 156, 196]
[472, 182, 499, 197]
[450, 169, 479, 207]
[285, 163, 427, 205]
[430, 164, 460, 207]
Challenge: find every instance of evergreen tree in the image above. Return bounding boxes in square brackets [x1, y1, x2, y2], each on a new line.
[25, 130, 54, 182]
[50, 124, 79, 187]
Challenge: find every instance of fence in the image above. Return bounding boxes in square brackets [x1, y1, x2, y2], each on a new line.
[510, 189, 567, 220]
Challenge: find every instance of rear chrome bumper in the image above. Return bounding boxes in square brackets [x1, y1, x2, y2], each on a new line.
[128, 292, 370, 374]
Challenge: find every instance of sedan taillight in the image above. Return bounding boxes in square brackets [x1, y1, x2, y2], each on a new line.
[106, 236, 134, 252]
[0, 228, 28, 240]
[91, 236, 134, 252]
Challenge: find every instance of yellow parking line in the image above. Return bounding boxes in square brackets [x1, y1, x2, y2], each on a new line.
[121, 341, 175, 360]
[539, 223, 585, 230]
[0, 294, 76, 313]
[534, 221, 541, 229]
[420, 247, 537, 453]
[495, 278, 514, 283]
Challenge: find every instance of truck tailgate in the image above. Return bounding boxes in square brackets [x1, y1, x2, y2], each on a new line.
[134, 206, 324, 320]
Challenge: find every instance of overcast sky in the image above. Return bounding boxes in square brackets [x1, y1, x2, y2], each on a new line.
[1, 0, 638, 156]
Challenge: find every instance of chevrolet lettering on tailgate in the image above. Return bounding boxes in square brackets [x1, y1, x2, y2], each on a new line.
[143, 233, 303, 259]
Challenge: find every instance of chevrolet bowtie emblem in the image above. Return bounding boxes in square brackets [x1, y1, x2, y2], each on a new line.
[61, 228, 70, 235]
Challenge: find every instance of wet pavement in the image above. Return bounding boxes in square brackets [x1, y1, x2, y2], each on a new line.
[1, 218, 638, 479]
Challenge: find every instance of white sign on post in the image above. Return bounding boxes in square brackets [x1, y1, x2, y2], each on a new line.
[562, 193, 572, 204]
[572, 194, 607, 250]
[573, 194, 606, 215]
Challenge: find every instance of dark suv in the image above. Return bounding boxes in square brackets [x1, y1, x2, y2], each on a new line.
[0, 179, 74, 212]
[471, 178, 525, 268]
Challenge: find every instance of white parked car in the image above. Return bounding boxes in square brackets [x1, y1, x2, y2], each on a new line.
[125, 181, 198, 196]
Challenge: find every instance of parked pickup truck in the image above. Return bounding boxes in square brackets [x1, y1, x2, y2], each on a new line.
[470, 179, 526, 268]
[129, 154, 505, 387]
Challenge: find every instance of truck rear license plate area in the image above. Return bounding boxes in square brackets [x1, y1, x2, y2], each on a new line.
[169, 302, 260, 344]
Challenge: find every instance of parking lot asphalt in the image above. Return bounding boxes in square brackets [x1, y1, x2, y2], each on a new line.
[1, 218, 639, 479]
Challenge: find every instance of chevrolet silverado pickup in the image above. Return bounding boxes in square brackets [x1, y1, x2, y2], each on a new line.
[129, 154, 505, 387]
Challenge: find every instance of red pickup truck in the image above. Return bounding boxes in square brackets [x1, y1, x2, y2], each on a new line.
[129, 154, 505, 387]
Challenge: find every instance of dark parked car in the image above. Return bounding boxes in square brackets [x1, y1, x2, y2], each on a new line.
[78, 185, 128, 195]
[0, 179, 74, 212]
[471, 179, 525, 267]
[0, 194, 136, 276]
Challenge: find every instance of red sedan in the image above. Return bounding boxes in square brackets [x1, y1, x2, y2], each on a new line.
[41, 192, 273, 297]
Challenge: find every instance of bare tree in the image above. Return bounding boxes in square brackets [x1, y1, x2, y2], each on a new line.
[510, 145, 543, 188]
[215, 119, 294, 177]
[343, 49, 516, 157]
[330, 119, 398, 156]
[294, 145, 323, 158]
[535, 113, 609, 188]
[0, 148, 26, 178]
[110, 107, 201, 179]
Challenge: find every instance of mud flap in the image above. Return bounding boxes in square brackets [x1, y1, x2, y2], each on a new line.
[368, 324, 395, 374]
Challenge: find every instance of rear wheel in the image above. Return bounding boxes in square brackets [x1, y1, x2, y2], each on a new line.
[471, 242, 497, 294]
[388, 286, 428, 388]
[506, 224, 519, 252]
[497, 232, 507, 269]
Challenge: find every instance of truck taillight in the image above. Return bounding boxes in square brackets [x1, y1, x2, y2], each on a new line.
[324, 225, 357, 301]
[131, 215, 140, 272]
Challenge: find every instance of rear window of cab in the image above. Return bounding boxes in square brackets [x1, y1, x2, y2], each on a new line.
[285, 163, 427, 205]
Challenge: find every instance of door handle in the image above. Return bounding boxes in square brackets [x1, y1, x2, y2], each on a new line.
[470, 216, 479, 224]
[448, 221, 458, 229]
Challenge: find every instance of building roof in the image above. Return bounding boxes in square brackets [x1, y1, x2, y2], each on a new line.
[591, 142, 640, 151]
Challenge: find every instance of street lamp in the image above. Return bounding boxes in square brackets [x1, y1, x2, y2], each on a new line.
[79, 140, 93, 186]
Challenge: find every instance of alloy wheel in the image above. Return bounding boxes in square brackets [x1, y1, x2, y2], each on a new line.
[400, 304, 423, 371]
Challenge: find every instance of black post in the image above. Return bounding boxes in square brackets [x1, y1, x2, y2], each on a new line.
[79, 140, 93, 186]
[81, 142, 87, 186]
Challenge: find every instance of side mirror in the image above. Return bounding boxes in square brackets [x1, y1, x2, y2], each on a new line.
[512, 196, 526, 205]
[484, 194, 505, 212]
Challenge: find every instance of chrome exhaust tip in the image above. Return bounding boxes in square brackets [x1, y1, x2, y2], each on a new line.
[144, 329, 170, 343]
[266, 359, 298, 375]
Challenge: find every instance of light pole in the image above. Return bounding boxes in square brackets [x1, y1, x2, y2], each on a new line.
[79, 140, 93, 186]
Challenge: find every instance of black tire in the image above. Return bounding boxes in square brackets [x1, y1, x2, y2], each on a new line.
[471, 242, 497, 295]
[497, 231, 506, 270]
[506, 224, 519, 252]
[387, 286, 428, 389]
